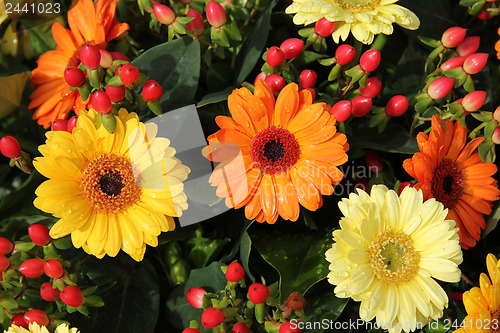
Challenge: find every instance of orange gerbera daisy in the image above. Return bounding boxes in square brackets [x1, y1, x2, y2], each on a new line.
[454, 253, 500, 333]
[403, 115, 500, 249]
[29, 0, 129, 128]
[203, 80, 349, 224]
[496, 27, 500, 60]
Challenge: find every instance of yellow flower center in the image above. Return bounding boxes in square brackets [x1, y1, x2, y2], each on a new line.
[332, 0, 380, 12]
[369, 230, 420, 285]
[80, 153, 142, 214]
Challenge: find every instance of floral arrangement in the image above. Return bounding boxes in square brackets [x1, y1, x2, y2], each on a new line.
[1, 0, 500, 332]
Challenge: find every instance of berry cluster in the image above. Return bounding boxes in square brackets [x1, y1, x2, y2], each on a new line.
[182, 262, 307, 333]
[459, 0, 499, 21]
[0, 225, 103, 330]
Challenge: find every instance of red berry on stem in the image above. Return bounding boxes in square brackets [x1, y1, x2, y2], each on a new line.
[40, 282, 60, 302]
[19, 258, 45, 278]
[478, 10, 493, 20]
[365, 151, 384, 174]
[279, 321, 300, 333]
[286, 292, 306, 311]
[67, 116, 78, 133]
[182, 329, 201, 333]
[60, 285, 84, 307]
[106, 85, 126, 103]
[110, 51, 130, 62]
[44, 259, 64, 279]
[299, 70, 317, 89]
[28, 224, 51, 246]
[186, 9, 204, 36]
[0, 136, 21, 159]
[360, 49, 381, 72]
[440, 56, 466, 71]
[0, 254, 10, 272]
[461, 90, 486, 112]
[265, 74, 286, 93]
[0, 237, 14, 255]
[11, 313, 29, 329]
[254, 72, 267, 86]
[351, 96, 372, 117]
[226, 262, 245, 282]
[120, 64, 141, 86]
[24, 309, 49, 327]
[154, 4, 176, 25]
[206, 1, 226, 28]
[91, 91, 112, 114]
[397, 181, 414, 196]
[335, 44, 356, 66]
[441, 27, 466, 48]
[456, 36, 480, 57]
[494, 105, 500, 122]
[463, 53, 488, 74]
[232, 322, 249, 333]
[80, 45, 101, 70]
[385, 95, 409, 117]
[248, 283, 269, 304]
[314, 17, 335, 37]
[99, 49, 113, 68]
[492, 127, 500, 145]
[201, 307, 225, 328]
[280, 38, 304, 59]
[266, 46, 285, 67]
[359, 77, 382, 98]
[142, 80, 163, 102]
[186, 287, 207, 309]
[52, 119, 69, 132]
[427, 77, 454, 100]
[331, 100, 352, 122]
[64, 67, 86, 88]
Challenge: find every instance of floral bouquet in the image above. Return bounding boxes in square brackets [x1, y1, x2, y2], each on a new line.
[1, 0, 500, 332]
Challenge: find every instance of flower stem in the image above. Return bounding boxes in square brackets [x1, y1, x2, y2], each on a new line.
[370, 33, 389, 51]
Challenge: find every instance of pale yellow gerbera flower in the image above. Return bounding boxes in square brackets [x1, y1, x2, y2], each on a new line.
[34, 109, 190, 261]
[5, 322, 79, 333]
[326, 185, 463, 333]
[285, 0, 420, 44]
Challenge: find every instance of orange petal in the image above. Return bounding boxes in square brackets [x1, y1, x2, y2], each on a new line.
[273, 83, 299, 128]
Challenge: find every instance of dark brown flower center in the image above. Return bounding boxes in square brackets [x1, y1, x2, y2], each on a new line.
[99, 172, 125, 196]
[431, 159, 463, 208]
[250, 126, 300, 174]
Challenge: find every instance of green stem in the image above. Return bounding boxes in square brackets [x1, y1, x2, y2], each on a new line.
[370, 33, 389, 51]
[469, 122, 487, 139]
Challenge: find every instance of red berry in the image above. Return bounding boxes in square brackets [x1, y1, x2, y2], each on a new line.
[279, 321, 300, 333]
[301, 88, 316, 101]
[44, 259, 64, 279]
[385, 95, 409, 117]
[351, 95, 372, 117]
[248, 283, 269, 304]
[299, 70, 317, 89]
[461, 90, 486, 112]
[99, 49, 113, 68]
[440, 56, 466, 71]
[232, 322, 249, 333]
[359, 49, 381, 72]
[355, 178, 370, 194]
[456, 36, 480, 57]
[201, 307, 225, 328]
[154, 4, 176, 25]
[492, 127, 500, 145]
[359, 77, 382, 98]
[40, 282, 60, 302]
[265, 74, 286, 93]
[0, 136, 21, 159]
[314, 17, 335, 37]
[142, 80, 163, 102]
[52, 119, 69, 132]
[64, 67, 86, 87]
[10, 313, 29, 329]
[91, 91, 112, 114]
[266, 46, 285, 67]
[80, 45, 101, 70]
[24, 309, 49, 327]
[335, 44, 356, 66]
[182, 329, 201, 333]
[18, 258, 45, 278]
[206, 1, 226, 28]
[494, 105, 500, 122]
[106, 85, 126, 103]
[365, 151, 384, 174]
[28, 224, 51, 246]
[60, 285, 84, 307]
[463, 53, 488, 75]
[331, 100, 352, 122]
[397, 181, 413, 196]
[441, 27, 466, 48]
[110, 51, 130, 62]
[186, 9, 204, 36]
[427, 77, 454, 100]
[0, 254, 10, 272]
[286, 292, 306, 311]
[186, 287, 207, 309]
[478, 10, 493, 20]
[280, 38, 304, 60]
[254, 72, 267, 86]
[226, 262, 245, 282]
[120, 64, 141, 86]
[0, 237, 14, 255]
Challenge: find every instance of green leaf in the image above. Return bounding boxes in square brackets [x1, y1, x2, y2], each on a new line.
[132, 37, 200, 112]
[166, 262, 227, 329]
[305, 287, 348, 329]
[471, 111, 493, 122]
[197, 86, 235, 107]
[417, 35, 440, 48]
[482, 201, 500, 239]
[239, 231, 256, 283]
[185, 236, 230, 268]
[293, 51, 326, 68]
[21, 20, 56, 55]
[478, 140, 495, 163]
[251, 230, 332, 301]
[0, 171, 44, 220]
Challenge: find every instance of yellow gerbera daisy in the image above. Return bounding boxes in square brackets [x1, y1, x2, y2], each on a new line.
[33, 109, 190, 261]
[285, 0, 420, 44]
[454, 254, 500, 333]
[5, 322, 79, 333]
[326, 185, 463, 333]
